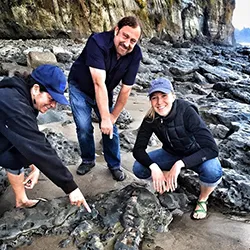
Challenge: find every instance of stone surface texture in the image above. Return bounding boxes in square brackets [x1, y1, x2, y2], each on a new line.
[0, 0, 235, 45]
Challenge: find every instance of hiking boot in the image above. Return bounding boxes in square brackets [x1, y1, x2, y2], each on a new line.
[110, 169, 126, 181]
[76, 162, 95, 175]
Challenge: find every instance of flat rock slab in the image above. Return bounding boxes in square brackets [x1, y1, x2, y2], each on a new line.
[0, 183, 173, 250]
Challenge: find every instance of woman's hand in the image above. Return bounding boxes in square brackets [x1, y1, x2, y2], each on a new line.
[69, 188, 91, 213]
[23, 164, 40, 189]
[164, 160, 185, 192]
[149, 163, 167, 194]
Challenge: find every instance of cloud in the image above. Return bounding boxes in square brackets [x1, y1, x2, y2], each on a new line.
[232, 0, 250, 29]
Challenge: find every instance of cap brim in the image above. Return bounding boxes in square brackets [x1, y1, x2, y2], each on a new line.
[148, 87, 172, 96]
[47, 90, 69, 105]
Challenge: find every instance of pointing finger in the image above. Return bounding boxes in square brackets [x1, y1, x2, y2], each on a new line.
[109, 132, 113, 139]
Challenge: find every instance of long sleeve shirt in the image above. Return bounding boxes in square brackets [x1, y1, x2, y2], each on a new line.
[133, 99, 219, 168]
[0, 76, 77, 194]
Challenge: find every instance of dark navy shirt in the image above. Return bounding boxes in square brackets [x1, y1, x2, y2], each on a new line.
[68, 31, 142, 105]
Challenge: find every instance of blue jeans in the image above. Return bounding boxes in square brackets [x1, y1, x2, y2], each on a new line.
[69, 83, 121, 170]
[133, 148, 222, 187]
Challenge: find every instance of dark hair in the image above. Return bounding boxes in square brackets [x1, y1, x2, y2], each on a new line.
[14, 71, 47, 92]
[117, 16, 141, 30]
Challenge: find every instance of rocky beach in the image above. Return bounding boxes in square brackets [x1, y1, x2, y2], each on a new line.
[0, 36, 250, 249]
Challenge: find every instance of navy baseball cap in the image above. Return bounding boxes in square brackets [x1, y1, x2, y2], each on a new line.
[148, 78, 174, 96]
[31, 64, 69, 105]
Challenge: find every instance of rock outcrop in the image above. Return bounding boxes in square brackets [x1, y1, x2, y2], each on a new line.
[0, 183, 174, 249]
[0, 0, 235, 45]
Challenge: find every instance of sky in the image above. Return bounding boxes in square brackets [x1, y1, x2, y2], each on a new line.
[232, 0, 250, 30]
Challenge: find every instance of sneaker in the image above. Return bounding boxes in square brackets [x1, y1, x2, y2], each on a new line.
[76, 162, 95, 175]
[110, 169, 126, 181]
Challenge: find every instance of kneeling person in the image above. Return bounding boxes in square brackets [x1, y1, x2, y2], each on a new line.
[132, 78, 222, 220]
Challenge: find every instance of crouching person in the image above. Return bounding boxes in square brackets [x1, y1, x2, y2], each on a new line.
[132, 78, 222, 220]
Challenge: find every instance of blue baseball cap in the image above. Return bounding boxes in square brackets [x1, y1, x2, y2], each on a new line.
[148, 78, 174, 96]
[31, 64, 69, 105]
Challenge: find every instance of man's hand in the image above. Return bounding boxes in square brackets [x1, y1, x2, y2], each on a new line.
[69, 188, 91, 212]
[109, 113, 118, 139]
[90, 66, 112, 139]
[100, 117, 113, 139]
[110, 113, 117, 125]
[149, 163, 167, 194]
[164, 160, 185, 192]
[23, 164, 40, 189]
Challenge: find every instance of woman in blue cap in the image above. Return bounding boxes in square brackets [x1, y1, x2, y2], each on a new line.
[0, 64, 90, 212]
[132, 78, 222, 220]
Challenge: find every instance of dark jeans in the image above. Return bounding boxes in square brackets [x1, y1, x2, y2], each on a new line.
[0, 147, 30, 175]
[69, 82, 121, 170]
[133, 148, 223, 187]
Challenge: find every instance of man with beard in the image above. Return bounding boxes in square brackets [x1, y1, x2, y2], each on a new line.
[68, 16, 142, 181]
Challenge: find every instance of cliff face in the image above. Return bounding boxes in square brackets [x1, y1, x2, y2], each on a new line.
[0, 0, 235, 45]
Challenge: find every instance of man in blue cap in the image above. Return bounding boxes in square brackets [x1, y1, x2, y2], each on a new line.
[68, 16, 142, 181]
[0, 64, 91, 211]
